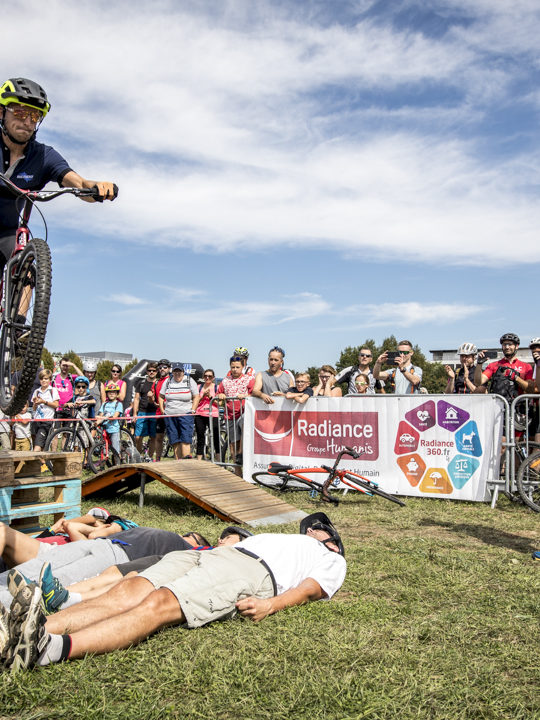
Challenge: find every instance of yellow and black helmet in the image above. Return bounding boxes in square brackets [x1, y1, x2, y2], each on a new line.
[0, 77, 50, 117]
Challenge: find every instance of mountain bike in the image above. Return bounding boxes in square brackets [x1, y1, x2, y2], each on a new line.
[44, 408, 95, 465]
[252, 446, 405, 506]
[0, 171, 117, 415]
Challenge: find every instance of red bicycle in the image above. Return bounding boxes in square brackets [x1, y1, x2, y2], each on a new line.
[0, 171, 117, 414]
[252, 446, 405, 506]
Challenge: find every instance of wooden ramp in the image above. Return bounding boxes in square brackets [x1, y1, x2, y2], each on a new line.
[82, 460, 306, 528]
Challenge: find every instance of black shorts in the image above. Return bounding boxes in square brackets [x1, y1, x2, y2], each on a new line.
[156, 418, 166, 434]
[116, 554, 164, 576]
[0, 232, 16, 275]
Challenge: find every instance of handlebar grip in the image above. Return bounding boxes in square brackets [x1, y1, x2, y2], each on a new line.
[344, 446, 361, 459]
[90, 184, 119, 202]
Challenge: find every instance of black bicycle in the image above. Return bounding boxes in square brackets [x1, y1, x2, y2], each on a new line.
[0, 172, 117, 415]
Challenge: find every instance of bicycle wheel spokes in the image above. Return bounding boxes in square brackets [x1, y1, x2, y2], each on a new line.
[0, 239, 51, 415]
[516, 450, 540, 512]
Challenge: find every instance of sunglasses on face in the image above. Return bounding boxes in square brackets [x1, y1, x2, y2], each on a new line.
[6, 105, 43, 123]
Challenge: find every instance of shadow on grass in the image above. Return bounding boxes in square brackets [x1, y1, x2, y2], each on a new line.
[419, 518, 538, 554]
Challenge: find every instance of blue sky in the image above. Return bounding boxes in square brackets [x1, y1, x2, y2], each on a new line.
[4, 0, 540, 374]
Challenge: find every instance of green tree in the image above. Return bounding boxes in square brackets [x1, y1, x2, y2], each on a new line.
[335, 340, 378, 372]
[123, 358, 138, 375]
[307, 366, 320, 386]
[96, 360, 113, 383]
[41, 347, 54, 372]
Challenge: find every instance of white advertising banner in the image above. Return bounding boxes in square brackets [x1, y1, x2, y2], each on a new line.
[243, 395, 505, 502]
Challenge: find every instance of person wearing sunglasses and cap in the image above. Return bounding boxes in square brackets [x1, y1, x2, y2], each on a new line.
[1, 513, 346, 670]
[0, 77, 117, 274]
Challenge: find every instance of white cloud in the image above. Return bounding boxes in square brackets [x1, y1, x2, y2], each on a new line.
[4, 1, 540, 266]
[104, 293, 147, 306]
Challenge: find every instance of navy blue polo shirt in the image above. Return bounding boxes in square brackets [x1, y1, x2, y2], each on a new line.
[0, 137, 72, 233]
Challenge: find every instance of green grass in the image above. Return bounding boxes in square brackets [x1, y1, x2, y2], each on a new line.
[1, 482, 539, 720]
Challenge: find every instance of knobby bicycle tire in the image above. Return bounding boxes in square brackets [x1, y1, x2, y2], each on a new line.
[516, 449, 540, 513]
[0, 239, 51, 415]
[88, 441, 121, 474]
[343, 472, 406, 507]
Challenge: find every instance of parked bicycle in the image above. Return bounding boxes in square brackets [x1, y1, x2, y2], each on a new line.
[0, 171, 117, 415]
[252, 446, 405, 506]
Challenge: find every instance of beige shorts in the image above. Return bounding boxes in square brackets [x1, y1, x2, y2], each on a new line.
[139, 546, 274, 628]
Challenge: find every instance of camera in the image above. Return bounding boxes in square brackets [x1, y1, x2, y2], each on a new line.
[385, 351, 400, 364]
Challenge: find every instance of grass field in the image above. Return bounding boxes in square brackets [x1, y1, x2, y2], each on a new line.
[0, 478, 539, 720]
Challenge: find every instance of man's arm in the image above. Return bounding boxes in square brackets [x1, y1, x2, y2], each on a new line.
[251, 372, 273, 404]
[61, 170, 116, 202]
[373, 353, 390, 381]
[132, 392, 140, 419]
[235, 578, 326, 622]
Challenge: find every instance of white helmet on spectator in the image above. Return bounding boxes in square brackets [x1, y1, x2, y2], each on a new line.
[457, 343, 477, 356]
[529, 338, 540, 348]
[83, 360, 98, 372]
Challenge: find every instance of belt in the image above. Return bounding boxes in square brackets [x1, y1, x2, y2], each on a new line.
[235, 547, 277, 596]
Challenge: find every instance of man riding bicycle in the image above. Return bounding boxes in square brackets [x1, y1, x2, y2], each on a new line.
[0, 77, 117, 271]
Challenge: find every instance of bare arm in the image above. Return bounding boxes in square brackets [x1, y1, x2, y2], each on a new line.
[235, 578, 326, 622]
[61, 170, 117, 202]
[251, 372, 273, 404]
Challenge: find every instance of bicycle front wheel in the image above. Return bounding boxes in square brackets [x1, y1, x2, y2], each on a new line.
[0, 239, 51, 415]
[343, 472, 406, 507]
[88, 441, 121, 474]
[45, 427, 87, 454]
[516, 449, 540, 513]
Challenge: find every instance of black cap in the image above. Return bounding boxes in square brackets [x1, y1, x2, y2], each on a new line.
[220, 526, 253, 540]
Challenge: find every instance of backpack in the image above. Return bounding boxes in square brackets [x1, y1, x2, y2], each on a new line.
[489, 366, 519, 401]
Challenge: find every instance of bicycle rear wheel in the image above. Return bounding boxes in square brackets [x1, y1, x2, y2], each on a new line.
[251, 471, 292, 491]
[0, 239, 51, 415]
[45, 427, 88, 472]
[516, 449, 540, 513]
[343, 472, 405, 507]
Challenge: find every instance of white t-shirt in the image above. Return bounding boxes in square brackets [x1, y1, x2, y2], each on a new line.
[31, 386, 60, 420]
[13, 412, 32, 439]
[235, 533, 346, 599]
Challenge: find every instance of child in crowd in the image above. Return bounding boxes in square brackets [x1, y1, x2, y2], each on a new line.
[96, 382, 123, 453]
[12, 403, 32, 450]
[352, 375, 369, 395]
[63, 376, 96, 419]
[0, 410, 11, 450]
[286, 373, 314, 404]
[31, 369, 60, 451]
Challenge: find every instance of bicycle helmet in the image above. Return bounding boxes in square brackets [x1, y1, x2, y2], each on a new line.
[233, 347, 249, 358]
[300, 512, 345, 557]
[83, 360, 98, 373]
[73, 375, 90, 387]
[157, 358, 171, 367]
[457, 342, 477, 356]
[500, 333, 520, 345]
[220, 526, 253, 541]
[105, 381, 120, 392]
[530, 338, 540, 348]
[0, 78, 51, 115]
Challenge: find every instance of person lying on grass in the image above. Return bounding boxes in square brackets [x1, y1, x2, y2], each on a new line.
[0, 513, 346, 672]
[9, 526, 254, 613]
[0, 523, 209, 610]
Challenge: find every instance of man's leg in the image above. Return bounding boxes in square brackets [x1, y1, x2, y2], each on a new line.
[66, 586, 183, 659]
[46, 575, 153, 634]
[67, 565, 124, 598]
[0, 523, 41, 568]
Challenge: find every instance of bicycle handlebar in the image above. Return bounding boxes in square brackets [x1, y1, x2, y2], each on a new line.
[0, 172, 118, 202]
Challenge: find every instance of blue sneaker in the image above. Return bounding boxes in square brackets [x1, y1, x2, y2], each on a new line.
[533, 551, 540, 560]
[38, 562, 69, 615]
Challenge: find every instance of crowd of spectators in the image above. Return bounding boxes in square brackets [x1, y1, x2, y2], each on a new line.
[2, 334, 539, 457]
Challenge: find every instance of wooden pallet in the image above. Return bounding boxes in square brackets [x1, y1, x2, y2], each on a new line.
[82, 460, 306, 527]
[0, 450, 82, 533]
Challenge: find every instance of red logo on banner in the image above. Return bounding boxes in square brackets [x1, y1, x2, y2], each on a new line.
[253, 410, 295, 456]
[394, 421, 419, 455]
[253, 410, 379, 460]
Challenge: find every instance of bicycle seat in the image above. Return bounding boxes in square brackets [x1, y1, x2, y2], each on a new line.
[268, 462, 293, 474]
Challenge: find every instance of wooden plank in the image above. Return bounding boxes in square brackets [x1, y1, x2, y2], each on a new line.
[81, 459, 305, 527]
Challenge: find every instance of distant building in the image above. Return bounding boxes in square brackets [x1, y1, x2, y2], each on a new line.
[77, 351, 133, 369]
[430, 347, 532, 367]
